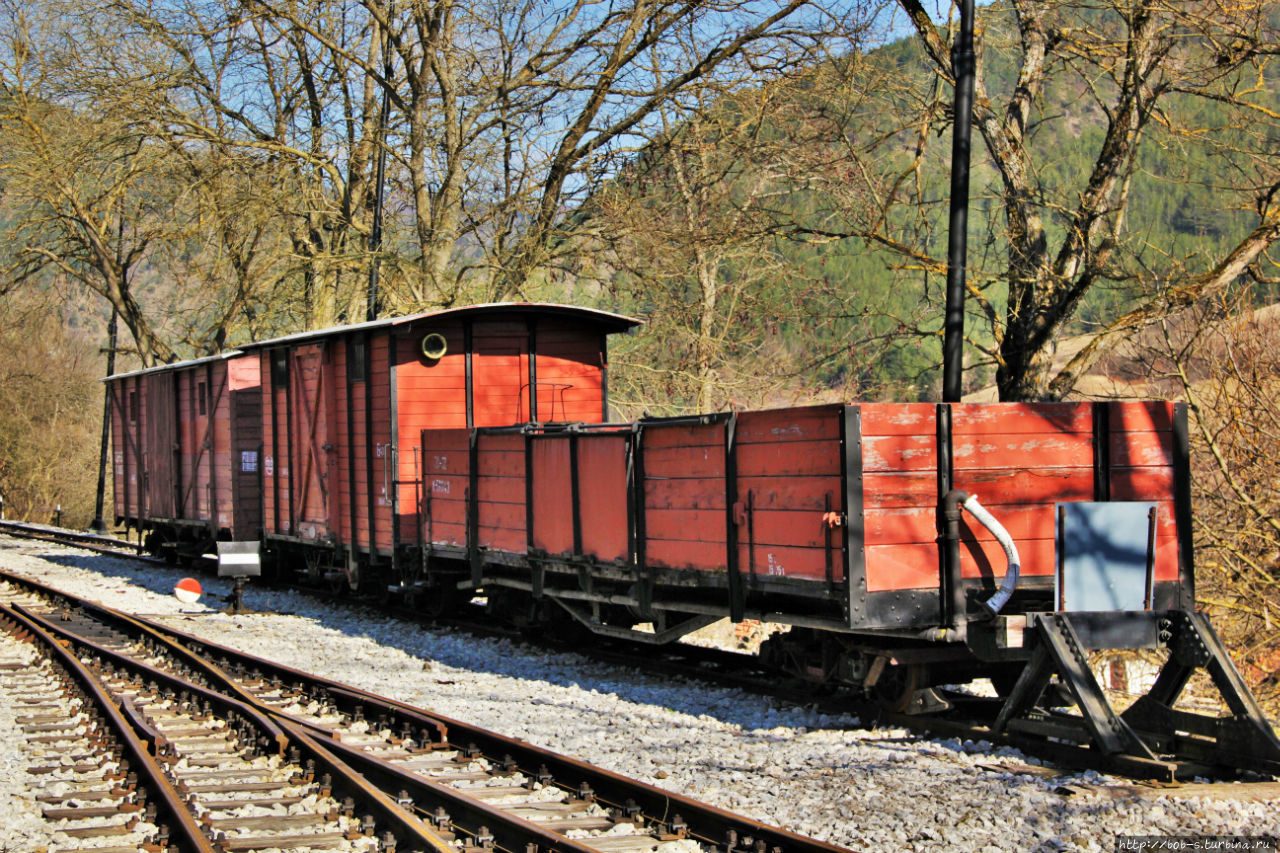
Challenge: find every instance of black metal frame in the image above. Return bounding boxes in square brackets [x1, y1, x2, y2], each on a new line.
[1172, 402, 1195, 608]
[841, 405, 867, 626]
[724, 413, 743, 622]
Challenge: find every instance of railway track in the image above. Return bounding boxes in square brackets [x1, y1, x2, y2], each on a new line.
[0, 568, 852, 853]
[2, 521, 1276, 784]
[0, 591, 214, 853]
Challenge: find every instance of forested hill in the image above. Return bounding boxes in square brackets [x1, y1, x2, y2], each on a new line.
[2, 1, 1277, 416]
[588, 2, 1280, 412]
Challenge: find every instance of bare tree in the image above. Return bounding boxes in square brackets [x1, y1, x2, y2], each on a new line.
[1119, 293, 1280, 706]
[0, 98, 179, 364]
[102, 0, 855, 317]
[1, 0, 310, 360]
[0, 292, 102, 525]
[787, 0, 1280, 401]
[591, 83, 846, 414]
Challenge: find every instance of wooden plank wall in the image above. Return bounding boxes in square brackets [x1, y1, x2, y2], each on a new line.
[395, 316, 614, 552]
[419, 428, 470, 547]
[574, 434, 629, 562]
[261, 352, 288, 535]
[535, 319, 605, 423]
[1105, 402, 1180, 584]
[285, 345, 330, 539]
[396, 326, 468, 425]
[211, 366, 234, 531]
[476, 433, 527, 552]
[530, 438, 573, 555]
[227, 356, 263, 540]
[331, 342, 355, 547]
[109, 377, 140, 522]
[180, 370, 204, 522]
[370, 335, 394, 551]
[473, 320, 530, 427]
[414, 401, 1181, 605]
[733, 406, 845, 583]
[396, 325, 467, 547]
[860, 402, 1180, 593]
[172, 364, 230, 527]
[641, 422, 727, 571]
[421, 427, 632, 563]
[143, 373, 177, 519]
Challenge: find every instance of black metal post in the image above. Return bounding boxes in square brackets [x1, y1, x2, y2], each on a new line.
[943, 0, 976, 402]
[90, 308, 119, 533]
[366, 8, 394, 322]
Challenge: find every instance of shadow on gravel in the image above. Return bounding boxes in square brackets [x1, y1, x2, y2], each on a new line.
[29, 550, 848, 733]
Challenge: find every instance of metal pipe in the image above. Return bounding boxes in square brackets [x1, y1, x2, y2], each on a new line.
[941, 488, 969, 640]
[943, 0, 977, 402]
[961, 493, 1021, 615]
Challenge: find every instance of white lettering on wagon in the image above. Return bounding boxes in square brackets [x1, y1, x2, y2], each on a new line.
[767, 553, 786, 577]
[432, 479, 451, 496]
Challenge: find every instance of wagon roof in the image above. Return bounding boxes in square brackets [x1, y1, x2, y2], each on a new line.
[104, 350, 249, 382]
[104, 303, 642, 382]
[238, 302, 642, 351]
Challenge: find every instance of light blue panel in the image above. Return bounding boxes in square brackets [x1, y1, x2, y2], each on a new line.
[1056, 502, 1156, 612]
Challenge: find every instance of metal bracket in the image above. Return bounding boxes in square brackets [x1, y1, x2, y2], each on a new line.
[993, 612, 1158, 761]
[549, 599, 718, 645]
[1122, 610, 1280, 776]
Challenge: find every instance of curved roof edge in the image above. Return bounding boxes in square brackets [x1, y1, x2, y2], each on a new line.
[104, 350, 247, 383]
[104, 303, 642, 382]
[238, 302, 643, 351]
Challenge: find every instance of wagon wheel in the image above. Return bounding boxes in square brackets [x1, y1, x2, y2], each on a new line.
[416, 584, 463, 621]
[988, 663, 1026, 699]
[873, 662, 927, 713]
[328, 566, 358, 595]
[303, 549, 325, 582]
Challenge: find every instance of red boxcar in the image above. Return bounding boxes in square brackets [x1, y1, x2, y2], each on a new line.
[108, 353, 263, 557]
[238, 303, 639, 583]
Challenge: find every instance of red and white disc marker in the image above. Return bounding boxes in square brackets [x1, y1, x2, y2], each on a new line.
[174, 577, 202, 604]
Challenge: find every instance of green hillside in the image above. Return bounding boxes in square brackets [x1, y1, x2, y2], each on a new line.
[586, 2, 1280, 410]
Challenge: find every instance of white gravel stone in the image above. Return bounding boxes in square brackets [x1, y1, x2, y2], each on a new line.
[2, 534, 1278, 853]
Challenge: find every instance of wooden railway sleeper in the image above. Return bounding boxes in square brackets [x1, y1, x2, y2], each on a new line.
[0, 604, 217, 853]
[13, 603, 456, 853]
[129, 606, 852, 853]
[9, 571, 858, 853]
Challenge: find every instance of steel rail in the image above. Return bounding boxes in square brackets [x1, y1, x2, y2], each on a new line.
[0, 538, 1272, 783]
[11, 600, 457, 853]
[0, 602, 217, 853]
[1, 567, 854, 853]
[133, 614, 856, 853]
[32, 601, 604, 853]
[110, 609, 853, 853]
[0, 519, 158, 562]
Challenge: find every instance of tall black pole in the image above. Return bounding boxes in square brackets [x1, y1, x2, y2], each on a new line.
[366, 9, 394, 323]
[942, 0, 976, 402]
[90, 308, 119, 533]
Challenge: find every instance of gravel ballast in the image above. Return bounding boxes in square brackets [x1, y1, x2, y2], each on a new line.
[1, 535, 1277, 853]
